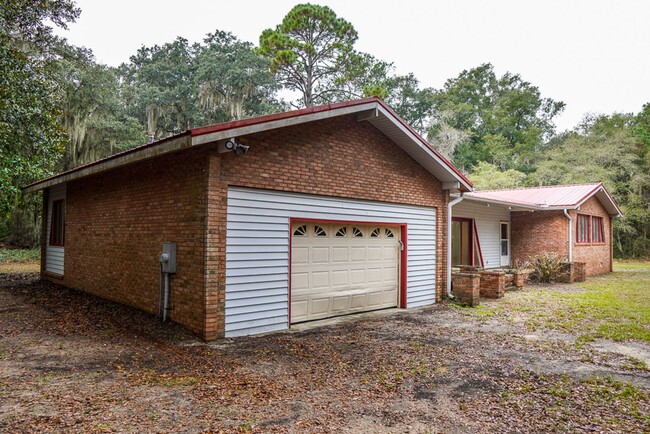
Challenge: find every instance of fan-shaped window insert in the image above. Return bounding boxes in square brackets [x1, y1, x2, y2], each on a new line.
[293, 225, 307, 236]
[370, 228, 381, 238]
[352, 227, 363, 237]
[385, 228, 395, 238]
[335, 227, 347, 237]
[314, 225, 327, 237]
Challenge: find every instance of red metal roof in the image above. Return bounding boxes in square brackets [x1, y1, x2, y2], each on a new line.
[464, 183, 622, 215]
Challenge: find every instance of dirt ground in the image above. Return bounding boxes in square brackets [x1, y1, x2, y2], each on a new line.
[1, 272, 648, 433]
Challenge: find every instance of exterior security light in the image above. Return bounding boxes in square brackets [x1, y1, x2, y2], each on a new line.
[225, 139, 249, 155]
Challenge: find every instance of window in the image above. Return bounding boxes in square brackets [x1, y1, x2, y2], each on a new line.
[576, 214, 605, 244]
[293, 225, 307, 236]
[335, 227, 347, 237]
[314, 225, 327, 237]
[592, 216, 605, 243]
[385, 229, 394, 238]
[500, 222, 509, 257]
[49, 199, 65, 246]
[576, 214, 590, 243]
[370, 228, 380, 238]
[352, 227, 363, 237]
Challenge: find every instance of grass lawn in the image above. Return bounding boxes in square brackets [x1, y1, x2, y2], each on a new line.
[0, 248, 40, 273]
[460, 261, 650, 344]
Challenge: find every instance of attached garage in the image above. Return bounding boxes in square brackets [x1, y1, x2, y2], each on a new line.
[25, 97, 474, 340]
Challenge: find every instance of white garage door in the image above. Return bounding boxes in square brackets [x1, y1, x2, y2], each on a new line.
[291, 222, 400, 323]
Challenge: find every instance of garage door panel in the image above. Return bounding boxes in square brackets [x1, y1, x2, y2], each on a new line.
[331, 296, 349, 312]
[350, 247, 366, 261]
[367, 292, 382, 307]
[292, 272, 309, 290]
[312, 247, 329, 263]
[367, 268, 382, 282]
[350, 269, 366, 284]
[367, 246, 382, 260]
[351, 293, 367, 308]
[292, 247, 309, 264]
[382, 267, 398, 281]
[291, 222, 400, 323]
[311, 298, 330, 315]
[331, 270, 348, 287]
[312, 271, 330, 288]
[331, 247, 348, 262]
[383, 246, 397, 260]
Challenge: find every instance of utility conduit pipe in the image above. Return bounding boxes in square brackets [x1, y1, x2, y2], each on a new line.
[564, 209, 573, 262]
[447, 194, 465, 299]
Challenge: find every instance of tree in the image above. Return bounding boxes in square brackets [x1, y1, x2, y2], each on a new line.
[120, 32, 283, 140]
[120, 37, 198, 140]
[468, 161, 527, 190]
[532, 113, 647, 258]
[382, 73, 436, 135]
[258, 3, 359, 107]
[195, 31, 282, 123]
[0, 0, 79, 244]
[432, 63, 565, 172]
[59, 49, 145, 169]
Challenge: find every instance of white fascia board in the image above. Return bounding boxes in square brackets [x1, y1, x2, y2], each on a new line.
[574, 188, 622, 217]
[192, 102, 379, 146]
[374, 105, 472, 191]
[461, 195, 544, 211]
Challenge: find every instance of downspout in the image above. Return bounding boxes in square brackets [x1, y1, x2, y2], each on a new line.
[563, 209, 572, 262]
[447, 194, 464, 299]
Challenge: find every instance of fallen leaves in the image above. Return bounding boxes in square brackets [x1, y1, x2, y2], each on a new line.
[1, 272, 649, 433]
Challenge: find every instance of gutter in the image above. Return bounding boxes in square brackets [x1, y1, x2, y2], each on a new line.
[447, 194, 464, 299]
[563, 209, 573, 262]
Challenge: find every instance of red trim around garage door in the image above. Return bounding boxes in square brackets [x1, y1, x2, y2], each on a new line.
[288, 218, 409, 328]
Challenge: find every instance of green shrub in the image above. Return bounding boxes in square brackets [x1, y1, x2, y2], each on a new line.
[529, 252, 567, 283]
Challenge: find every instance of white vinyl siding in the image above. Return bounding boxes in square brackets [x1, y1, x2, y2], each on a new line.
[45, 184, 66, 275]
[452, 200, 510, 268]
[225, 187, 437, 337]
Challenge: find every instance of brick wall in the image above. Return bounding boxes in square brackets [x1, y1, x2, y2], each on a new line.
[511, 210, 568, 266]
[570, 197, 612, 276]
[479, 270, 505, 298]
[205, 115, 449, 340]
[451, 273, 480, 306]
[44, 148, 210, 337]
[510, 197, 613, 277]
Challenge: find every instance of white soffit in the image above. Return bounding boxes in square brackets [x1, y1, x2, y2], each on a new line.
[368, 106, 472, 190]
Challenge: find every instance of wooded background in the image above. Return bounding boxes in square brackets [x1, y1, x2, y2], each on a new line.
[1, 1, 648, 258]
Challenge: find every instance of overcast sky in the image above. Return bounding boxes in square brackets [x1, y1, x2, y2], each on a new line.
[56, 0, 650, 131]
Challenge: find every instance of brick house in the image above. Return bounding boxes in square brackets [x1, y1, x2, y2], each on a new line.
[24, 98, 473, 340]
[450, 184, 622, 277]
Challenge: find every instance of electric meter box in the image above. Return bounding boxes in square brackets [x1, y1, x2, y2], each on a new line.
[161, 242, 177, 273]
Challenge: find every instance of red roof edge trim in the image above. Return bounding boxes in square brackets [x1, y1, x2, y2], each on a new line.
[190, 97, 381, 137]
[373, 99, 473, 189]
[470, 182, 602, 194]
[22, 131, 191, 190]
[576, 182, 623, 216]
[574, 182, 604, 208]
